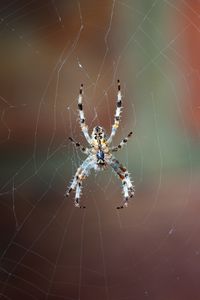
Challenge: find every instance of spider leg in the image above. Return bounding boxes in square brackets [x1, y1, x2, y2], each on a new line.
[109, 157, 135, 209]
[64, 156, 94, 207]
[68, 137, 90, 154]
[78, 84, 92, 144]
[111, 131, 133, 152]
[64, 169, 79, 197]
[107, 80, 123, 144]
[74, 173, 86, 208]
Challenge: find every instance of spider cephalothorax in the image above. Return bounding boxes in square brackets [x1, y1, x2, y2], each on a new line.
[91, 126, 107, 144]
[65, 80, 135, 209]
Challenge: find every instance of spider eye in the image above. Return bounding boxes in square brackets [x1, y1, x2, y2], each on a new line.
[94, 136, 97, 139]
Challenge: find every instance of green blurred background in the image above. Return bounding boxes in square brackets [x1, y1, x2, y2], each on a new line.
[0, 0, 200, 299]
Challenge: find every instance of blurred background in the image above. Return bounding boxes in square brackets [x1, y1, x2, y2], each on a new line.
[0, 0, 200, 299]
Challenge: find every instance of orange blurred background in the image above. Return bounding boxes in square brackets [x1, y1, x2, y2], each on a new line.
[0, 1, 200, 299]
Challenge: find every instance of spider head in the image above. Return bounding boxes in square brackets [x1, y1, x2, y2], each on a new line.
[91, 126, 107, 144]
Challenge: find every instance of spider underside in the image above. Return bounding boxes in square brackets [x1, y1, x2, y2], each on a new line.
[65, 80, 135, 209]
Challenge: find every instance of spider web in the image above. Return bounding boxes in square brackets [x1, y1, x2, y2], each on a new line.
[0, 0, 200, 299]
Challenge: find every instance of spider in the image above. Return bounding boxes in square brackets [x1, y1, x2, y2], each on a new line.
[65, 80, 135, 209]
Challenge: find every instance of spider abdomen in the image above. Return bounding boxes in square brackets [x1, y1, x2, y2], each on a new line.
[96, 150, 104, 161]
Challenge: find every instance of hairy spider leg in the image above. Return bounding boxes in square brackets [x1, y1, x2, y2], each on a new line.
[65, 156, 94, 207]
[111, 131, 133, 152]
[78, 84, 91, 144]
[68, 137, 90, 154]
[109, 157, 135, 209]
[107, 80, 123, 144]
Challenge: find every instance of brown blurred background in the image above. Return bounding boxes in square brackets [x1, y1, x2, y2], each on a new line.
[0, 0, 200, 299]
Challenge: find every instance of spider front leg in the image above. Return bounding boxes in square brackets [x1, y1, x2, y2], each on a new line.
[78, 84, 92, 144]
[107, 80, 123, 144]
[109, 157, 135, 209]
[64, 156, 94, 208]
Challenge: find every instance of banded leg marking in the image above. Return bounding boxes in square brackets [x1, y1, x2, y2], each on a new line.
[68, 137, 89, 154]
[109, 157, 135, 209]
[78, 84, 91, 144]
[107, 80, 123, 144]
[111, 131, 133, 152]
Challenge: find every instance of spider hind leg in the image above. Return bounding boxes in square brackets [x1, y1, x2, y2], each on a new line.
[110, 158, 135, 209]
[65, 156, 94, 208]
[74, 178, 86, 208]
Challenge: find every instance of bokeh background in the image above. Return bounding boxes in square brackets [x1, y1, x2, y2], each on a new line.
[0, 0, 200, 299]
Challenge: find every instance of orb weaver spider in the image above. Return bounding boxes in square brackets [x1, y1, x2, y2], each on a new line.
[65, 80, 135, 209]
